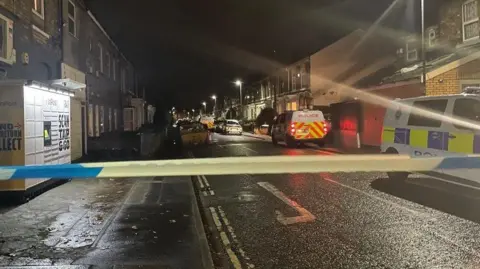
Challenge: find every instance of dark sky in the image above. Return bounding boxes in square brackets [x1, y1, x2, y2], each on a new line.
[85, 0, 398, 110]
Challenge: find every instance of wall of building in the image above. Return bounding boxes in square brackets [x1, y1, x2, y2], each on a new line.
[79, 9, 127, 138]
[0, 1, 61, 81]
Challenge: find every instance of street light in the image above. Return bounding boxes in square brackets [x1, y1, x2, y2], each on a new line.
[211, 95, 217, 116]
[235, 80, 243, 118]
[201, 101, 206, 115]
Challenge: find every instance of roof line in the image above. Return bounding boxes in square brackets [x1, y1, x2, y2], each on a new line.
[87, 10, 132, 67]
[426, 49, 480, 80]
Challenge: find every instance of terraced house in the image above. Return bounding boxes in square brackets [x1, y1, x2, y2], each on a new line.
[0, 0, 139, 163]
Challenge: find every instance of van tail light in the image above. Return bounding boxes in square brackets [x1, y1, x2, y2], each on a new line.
[289, 123, 296, 135]
[322, 121, 328, 133]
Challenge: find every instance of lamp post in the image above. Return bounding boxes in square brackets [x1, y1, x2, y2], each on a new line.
[201, 102, 206, 115]
[235, 80, 242, 118]
[211, 95, 217, 117]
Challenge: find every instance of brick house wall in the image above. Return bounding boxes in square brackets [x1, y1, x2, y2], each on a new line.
[426, 69, 459, 96]
[0, 0, 61, 81]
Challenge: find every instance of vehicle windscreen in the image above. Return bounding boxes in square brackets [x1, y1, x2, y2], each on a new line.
[227, 120, 240, 125]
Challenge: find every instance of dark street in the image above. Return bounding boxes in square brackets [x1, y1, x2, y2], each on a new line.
[190, 133, 480, 269]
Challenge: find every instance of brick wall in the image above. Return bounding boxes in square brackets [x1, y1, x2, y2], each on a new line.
[426, 68, 459, 96]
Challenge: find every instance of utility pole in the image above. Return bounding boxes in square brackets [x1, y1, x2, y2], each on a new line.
[421, 0, 426, 94]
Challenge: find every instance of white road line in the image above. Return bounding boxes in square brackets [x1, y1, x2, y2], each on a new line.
[202, 191, 208, 196]
[241, 146, 259, 154]
[201, 175, 211, 187]
[209, 190, 215, 196]
[209, 207, 222, 230]
[320, 174, 426, 217]
[257, 182, 316, 225]
[196, 175, 205, 189]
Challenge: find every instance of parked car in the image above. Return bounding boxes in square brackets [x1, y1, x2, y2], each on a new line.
[215, 119, 226, 133]
[223, 119, 243, 135]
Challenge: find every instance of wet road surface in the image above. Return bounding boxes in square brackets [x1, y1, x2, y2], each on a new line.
[190, 132, 480, 269]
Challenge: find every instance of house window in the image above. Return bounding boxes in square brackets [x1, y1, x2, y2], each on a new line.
[406, 39, 417, 61]
[108, 107, 112, 131]
[114, 109, 118, 130]
[462, 0, 479, 42]
[0, 14, 12, 63]
[67, 0, 76, 36]
[105, 52, 111, 77]
[98, 43, 103, 73]
[121, 68, 126, 92]
[100, 106, 105, 133]
[33, 0, 44, 19]
[113, 58, 117, 81]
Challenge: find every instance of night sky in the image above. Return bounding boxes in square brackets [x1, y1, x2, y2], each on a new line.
[85, 0, 399, 111]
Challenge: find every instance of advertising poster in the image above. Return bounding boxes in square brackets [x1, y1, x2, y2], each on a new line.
[0, 84, 25, 191]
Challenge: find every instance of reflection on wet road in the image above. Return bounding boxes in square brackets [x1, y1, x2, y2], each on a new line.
[190, 133, 480, 269]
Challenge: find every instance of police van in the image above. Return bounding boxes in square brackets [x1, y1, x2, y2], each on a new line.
[381, 87, 480, 184]
[271, 109, 329, 148]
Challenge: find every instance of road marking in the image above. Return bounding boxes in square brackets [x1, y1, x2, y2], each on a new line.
[201, 175, 211, 187]
[196, 175, 205, 189]
[220, 231, 230, 245]
[209, 190, 215, 196]
[257, 182, 316, 225]
[209, 206, 247, 269]
[241, 146, 259, 154]
[209, 207, 222, 230]
[226, 248, 243, 269]
[320, 173, 426, 217]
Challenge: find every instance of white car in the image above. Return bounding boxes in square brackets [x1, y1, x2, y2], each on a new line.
[223, 119, 243, 135]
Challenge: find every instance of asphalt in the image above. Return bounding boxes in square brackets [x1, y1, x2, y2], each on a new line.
[3, 132, 480, 269]
[190, 132, 480, 269]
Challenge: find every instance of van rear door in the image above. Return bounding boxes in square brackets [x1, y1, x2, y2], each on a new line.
[291, 111, 326, 139]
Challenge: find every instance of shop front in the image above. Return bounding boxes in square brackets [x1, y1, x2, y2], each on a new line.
[0, 80, 79, 199]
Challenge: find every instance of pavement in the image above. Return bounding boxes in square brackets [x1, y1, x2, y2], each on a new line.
[3, 132, 480, 268]
[0, 176, 212, 269]
[189, 132, 480, 269]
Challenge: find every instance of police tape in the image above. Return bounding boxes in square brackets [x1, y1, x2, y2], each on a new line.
[0, 154, 478, 180]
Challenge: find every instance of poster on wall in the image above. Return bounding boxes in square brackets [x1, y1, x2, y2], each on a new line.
[0, 85, 25, 166]
[24, 85, 71, 167]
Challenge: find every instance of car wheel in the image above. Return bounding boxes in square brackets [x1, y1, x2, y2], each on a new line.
[286, 136, 297, 148]
[384, 148, 409, 182]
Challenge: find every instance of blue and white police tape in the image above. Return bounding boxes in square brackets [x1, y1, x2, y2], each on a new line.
[0, 154, 479, 180]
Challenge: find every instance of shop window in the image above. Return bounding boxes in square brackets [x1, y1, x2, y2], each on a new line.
[88, 104, 94, 137]
[114, 109, 118, 130]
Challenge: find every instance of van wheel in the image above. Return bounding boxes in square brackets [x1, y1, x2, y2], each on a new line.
[286, 136, 297, 148]
[272, 135, 278, 146]
[384, 148, 409, 182]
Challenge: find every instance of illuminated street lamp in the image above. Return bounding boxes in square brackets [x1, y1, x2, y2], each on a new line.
[211, 95, 217, 116]
[235, 79, 243, 118]
[201, 101, 206, 114]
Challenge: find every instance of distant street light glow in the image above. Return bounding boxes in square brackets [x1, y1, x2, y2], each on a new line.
[235, 80, 242, 86]
[211, 95, 216, 99]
